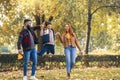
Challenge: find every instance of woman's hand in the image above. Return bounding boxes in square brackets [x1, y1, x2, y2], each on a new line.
[79, 50, 83, 55]
[56, 32, 60, 36]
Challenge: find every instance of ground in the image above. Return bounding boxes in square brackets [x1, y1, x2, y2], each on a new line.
[0, 67, 120, 80]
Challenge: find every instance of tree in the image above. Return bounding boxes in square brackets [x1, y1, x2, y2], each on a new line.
[0, 0, 119, 55]
[84, 0, 120, 66]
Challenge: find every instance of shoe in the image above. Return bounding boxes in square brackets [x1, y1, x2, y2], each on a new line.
[30, 76, 38, 80]
[67, 72, 70, 78]
[23, 76, 27, 80]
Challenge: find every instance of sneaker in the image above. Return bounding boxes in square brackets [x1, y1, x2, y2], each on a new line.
[30, 76, 38, 80]
[23, 76, 27, 80]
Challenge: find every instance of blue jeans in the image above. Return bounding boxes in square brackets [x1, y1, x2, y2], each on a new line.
[64, 45, 76, 73]
[37, 44, 55, 56]
[23, 48, 37, 76]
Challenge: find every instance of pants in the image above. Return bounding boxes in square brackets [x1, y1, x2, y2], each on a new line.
[37, 44, 54, 56]
[64, 45, 76, 73]
[23, 48, 37, 76]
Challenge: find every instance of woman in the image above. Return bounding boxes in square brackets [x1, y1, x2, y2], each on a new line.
[56, 23, 82, 78]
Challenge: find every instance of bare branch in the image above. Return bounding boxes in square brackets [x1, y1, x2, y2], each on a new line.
[32, 12, 35, 17]
[91, 5, 120, 16]
[42, 14, 45, 23]
[48, 16, 53, 22]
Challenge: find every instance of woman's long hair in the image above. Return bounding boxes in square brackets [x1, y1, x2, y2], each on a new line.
[65, 23, 74, 37]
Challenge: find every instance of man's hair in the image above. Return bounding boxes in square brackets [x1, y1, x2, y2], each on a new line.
[24, 19, 31, 24]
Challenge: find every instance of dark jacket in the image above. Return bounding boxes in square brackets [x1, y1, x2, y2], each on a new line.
[17, 26, 40, 51]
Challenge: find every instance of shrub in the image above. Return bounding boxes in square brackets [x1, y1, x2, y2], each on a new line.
[0, 54, 120, 71]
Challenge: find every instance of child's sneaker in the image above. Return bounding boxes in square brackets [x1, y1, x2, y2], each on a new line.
[30, 76, 38, 80]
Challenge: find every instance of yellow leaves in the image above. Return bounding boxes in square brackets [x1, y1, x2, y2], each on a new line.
[0, 67, 120, 80]
[1, 23, 7, 34]
[3, 79, 8, 80]
[1, 23, 15, 35]
[18, 53, 23, 60]
[1, 26, 6, 32]
[75, 21, 80, 26]
[106, 14, 120, 35]
[51, 10, 58, 17]
[0, 38, 4, 43]
[50, 0, 57, 9]
[11, 66, 19, 71]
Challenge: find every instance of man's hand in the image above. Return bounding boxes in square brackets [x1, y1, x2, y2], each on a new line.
[18, 49, 23, 60]
[18, 49, 22, 54]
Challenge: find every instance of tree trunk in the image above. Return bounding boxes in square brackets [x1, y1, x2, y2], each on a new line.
[84, 0, 92, 67]
[85, 14, 91, 54]
[34, 14, 42, 51]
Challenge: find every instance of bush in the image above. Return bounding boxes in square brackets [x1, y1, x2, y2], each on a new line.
[0, 54, 120, 71]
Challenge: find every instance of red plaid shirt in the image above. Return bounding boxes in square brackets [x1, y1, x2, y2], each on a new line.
[17, 26, 40, 51]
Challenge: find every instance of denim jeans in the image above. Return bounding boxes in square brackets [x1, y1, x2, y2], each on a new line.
[23, 48, 37, 76]
[64, 45, 76, 73]
[37, 44, 55, 56]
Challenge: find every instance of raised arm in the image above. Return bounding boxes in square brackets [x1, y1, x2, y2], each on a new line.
[40, 24, 45, 36]
[33, 25, 40, 31]
[56, 32, 64, 43]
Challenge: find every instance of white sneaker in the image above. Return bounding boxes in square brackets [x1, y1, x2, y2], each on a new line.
[30, 76, 38, 80]
[23, 76, 27, 80]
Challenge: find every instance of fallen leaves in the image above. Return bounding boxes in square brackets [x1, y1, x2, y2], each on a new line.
[0, 67, 120, 80]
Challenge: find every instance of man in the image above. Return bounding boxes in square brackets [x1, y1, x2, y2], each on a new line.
[37, 21, 55, 56]
[17, 19, 39, 80]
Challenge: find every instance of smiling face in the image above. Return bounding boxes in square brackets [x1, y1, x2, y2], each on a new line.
[25, 21, 31, 27]
[64, 24, 70, 32]
[47, 24, 52, 29]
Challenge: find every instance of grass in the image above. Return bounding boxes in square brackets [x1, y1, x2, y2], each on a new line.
[0, 67, 120, 80]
